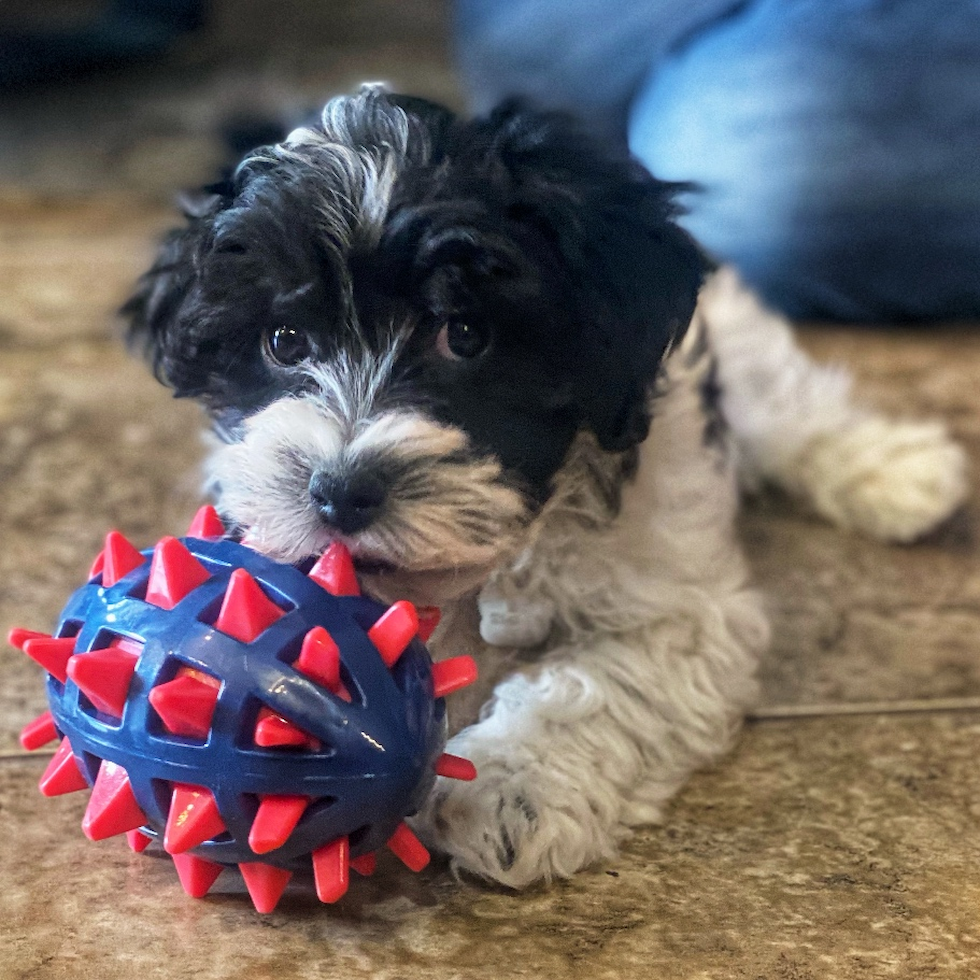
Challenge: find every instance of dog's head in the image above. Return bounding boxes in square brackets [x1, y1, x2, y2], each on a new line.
[125, 87, 705, 604]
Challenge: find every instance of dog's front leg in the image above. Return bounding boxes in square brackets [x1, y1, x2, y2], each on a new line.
[414, 638, 637, 888]
[414, 606, 759, 888]
[413, 324, 767, 888]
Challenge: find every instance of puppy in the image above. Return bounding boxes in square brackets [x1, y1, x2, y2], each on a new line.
[124, 85, 967, 888]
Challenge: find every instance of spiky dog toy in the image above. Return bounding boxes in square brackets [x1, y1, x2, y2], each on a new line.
[11, 506, 477, 913]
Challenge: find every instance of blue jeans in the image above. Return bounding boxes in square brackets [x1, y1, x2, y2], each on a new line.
[456, 0, 980, 321]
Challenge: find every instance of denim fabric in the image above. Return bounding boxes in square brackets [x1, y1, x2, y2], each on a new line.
[454, 0, 744, 137]
[456, 0, 980, 321]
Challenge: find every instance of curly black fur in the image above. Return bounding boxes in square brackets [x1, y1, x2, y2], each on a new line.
[124, 86, 706, 497]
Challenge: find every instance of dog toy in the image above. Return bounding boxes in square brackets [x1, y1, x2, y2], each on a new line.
[11, 506, 477, 913]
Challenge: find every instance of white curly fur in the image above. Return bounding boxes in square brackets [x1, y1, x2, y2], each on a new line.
[408, 268, 967, 887]
[700, 267, 968, 541]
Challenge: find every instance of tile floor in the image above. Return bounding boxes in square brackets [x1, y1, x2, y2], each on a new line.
[3, 3, 980, 977]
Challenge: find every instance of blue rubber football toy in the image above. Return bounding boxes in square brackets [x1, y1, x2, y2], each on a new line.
[12, 506, 477, 913]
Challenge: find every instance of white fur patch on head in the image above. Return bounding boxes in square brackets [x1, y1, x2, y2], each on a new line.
[237, 89, 413, 262]
[206, 350, 533, 604]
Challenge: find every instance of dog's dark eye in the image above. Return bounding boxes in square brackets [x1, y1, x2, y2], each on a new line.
[266, 326, 314, 366]
[437, 321, 491, 361]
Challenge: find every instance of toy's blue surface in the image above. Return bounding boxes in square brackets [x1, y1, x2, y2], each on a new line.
[48, 536, 444, 868]
[12, 513, 477, 911]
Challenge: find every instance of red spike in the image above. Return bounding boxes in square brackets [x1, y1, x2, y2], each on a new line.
[127, 830, 153, 853]
[253, 708, 320, 751]
[307, 542, 360, 596]
[350, 853, 377, 877]
[82, 761, 147, 840]
[101, 530, 145, 587]
[164, 784, 227, 854]
[39, 738, 89, 796]
[187, 504, 226, 539]
[144, 536, 211, 610]
[19, 710, 59, 751]
[431, 656, 479, 699]
[293, 626, 341, 690]
[8, 627, 49, 650]
[367, 601, 419, 668]
[22, 635, 75, 683]
[312, 836, 350, 904]
[148, 672, 220, 739]
[248, 795, 310, 855]
[387, 822, 430, 872]
[173, 853, 224, 899]
[435, 753, 478, 782]
[88, 549, 105, 580]
[239, 862, 293, 914]
[213, 569, 285, 643]
[67, 644, 140, 718]
[417, 606, 442, 643]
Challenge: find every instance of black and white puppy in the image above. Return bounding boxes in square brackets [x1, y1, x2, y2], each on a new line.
[125, 86, 966, 887]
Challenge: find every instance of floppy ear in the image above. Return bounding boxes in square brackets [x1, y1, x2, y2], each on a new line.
[476, 103, 708, 452]
[574, 198, 707, 452]
[121, 189, 228, 392]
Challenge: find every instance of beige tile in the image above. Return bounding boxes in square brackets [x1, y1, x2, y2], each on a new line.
[5, 714, 980, 979]
[0, 194, 174, 343]
[746, 328, 980, 709]
[0, 340, 204, 753]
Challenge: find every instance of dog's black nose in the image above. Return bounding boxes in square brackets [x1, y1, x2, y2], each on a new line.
[308, 469, 387, 535]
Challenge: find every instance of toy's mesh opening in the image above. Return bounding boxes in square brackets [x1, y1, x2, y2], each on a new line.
[195, 594, 225, 629]
[195, 577, 295, 636]
[90, 629, 144, 655]
[126, 575, 151, 602]
[75, 691, 121, 727]
[255, 579, 297, 615]
[71, 631, 145, 726]
[150, 778, 173, 820]
[337, 662, 364, 706]
[56, 620, 82, 640]
[163, 659, 221, 688]
[146, 662, 222, 744]
[239, 793, 339, 843]
[78, 750, 102, 785]
[299, 796, 339, 824]
[235, 695, 335, 756]
[387, 655, 418, 699]
[272, 629, 365, 706]
[352, 610, 382, 634]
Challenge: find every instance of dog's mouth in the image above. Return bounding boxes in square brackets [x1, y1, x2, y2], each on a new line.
[350, 554, 400, 577]
[329, 546, 498, 606]
[245, 529, 502, 606]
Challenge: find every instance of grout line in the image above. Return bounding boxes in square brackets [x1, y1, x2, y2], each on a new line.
[4, 697, 980, 758]
[751, 696, 980, 721]
[0, 750, 55, 763]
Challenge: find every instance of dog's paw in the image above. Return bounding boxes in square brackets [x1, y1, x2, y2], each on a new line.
[478, 583, 556, 647]
[412, 740, 619, 889]
[796, 417, 968, 542]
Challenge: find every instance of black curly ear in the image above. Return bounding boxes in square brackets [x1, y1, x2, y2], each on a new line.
[472, 103, 708, 452]
[121, 189, 227, 391]
[577, 211, 706, 452]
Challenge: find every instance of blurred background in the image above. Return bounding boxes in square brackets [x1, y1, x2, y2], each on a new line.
[4, 0, 979, 320]
[0, 0, 457, 197]
[4, 5, 980, 978]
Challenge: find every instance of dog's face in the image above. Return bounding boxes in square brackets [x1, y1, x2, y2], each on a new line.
[125, 88, 704, 604]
